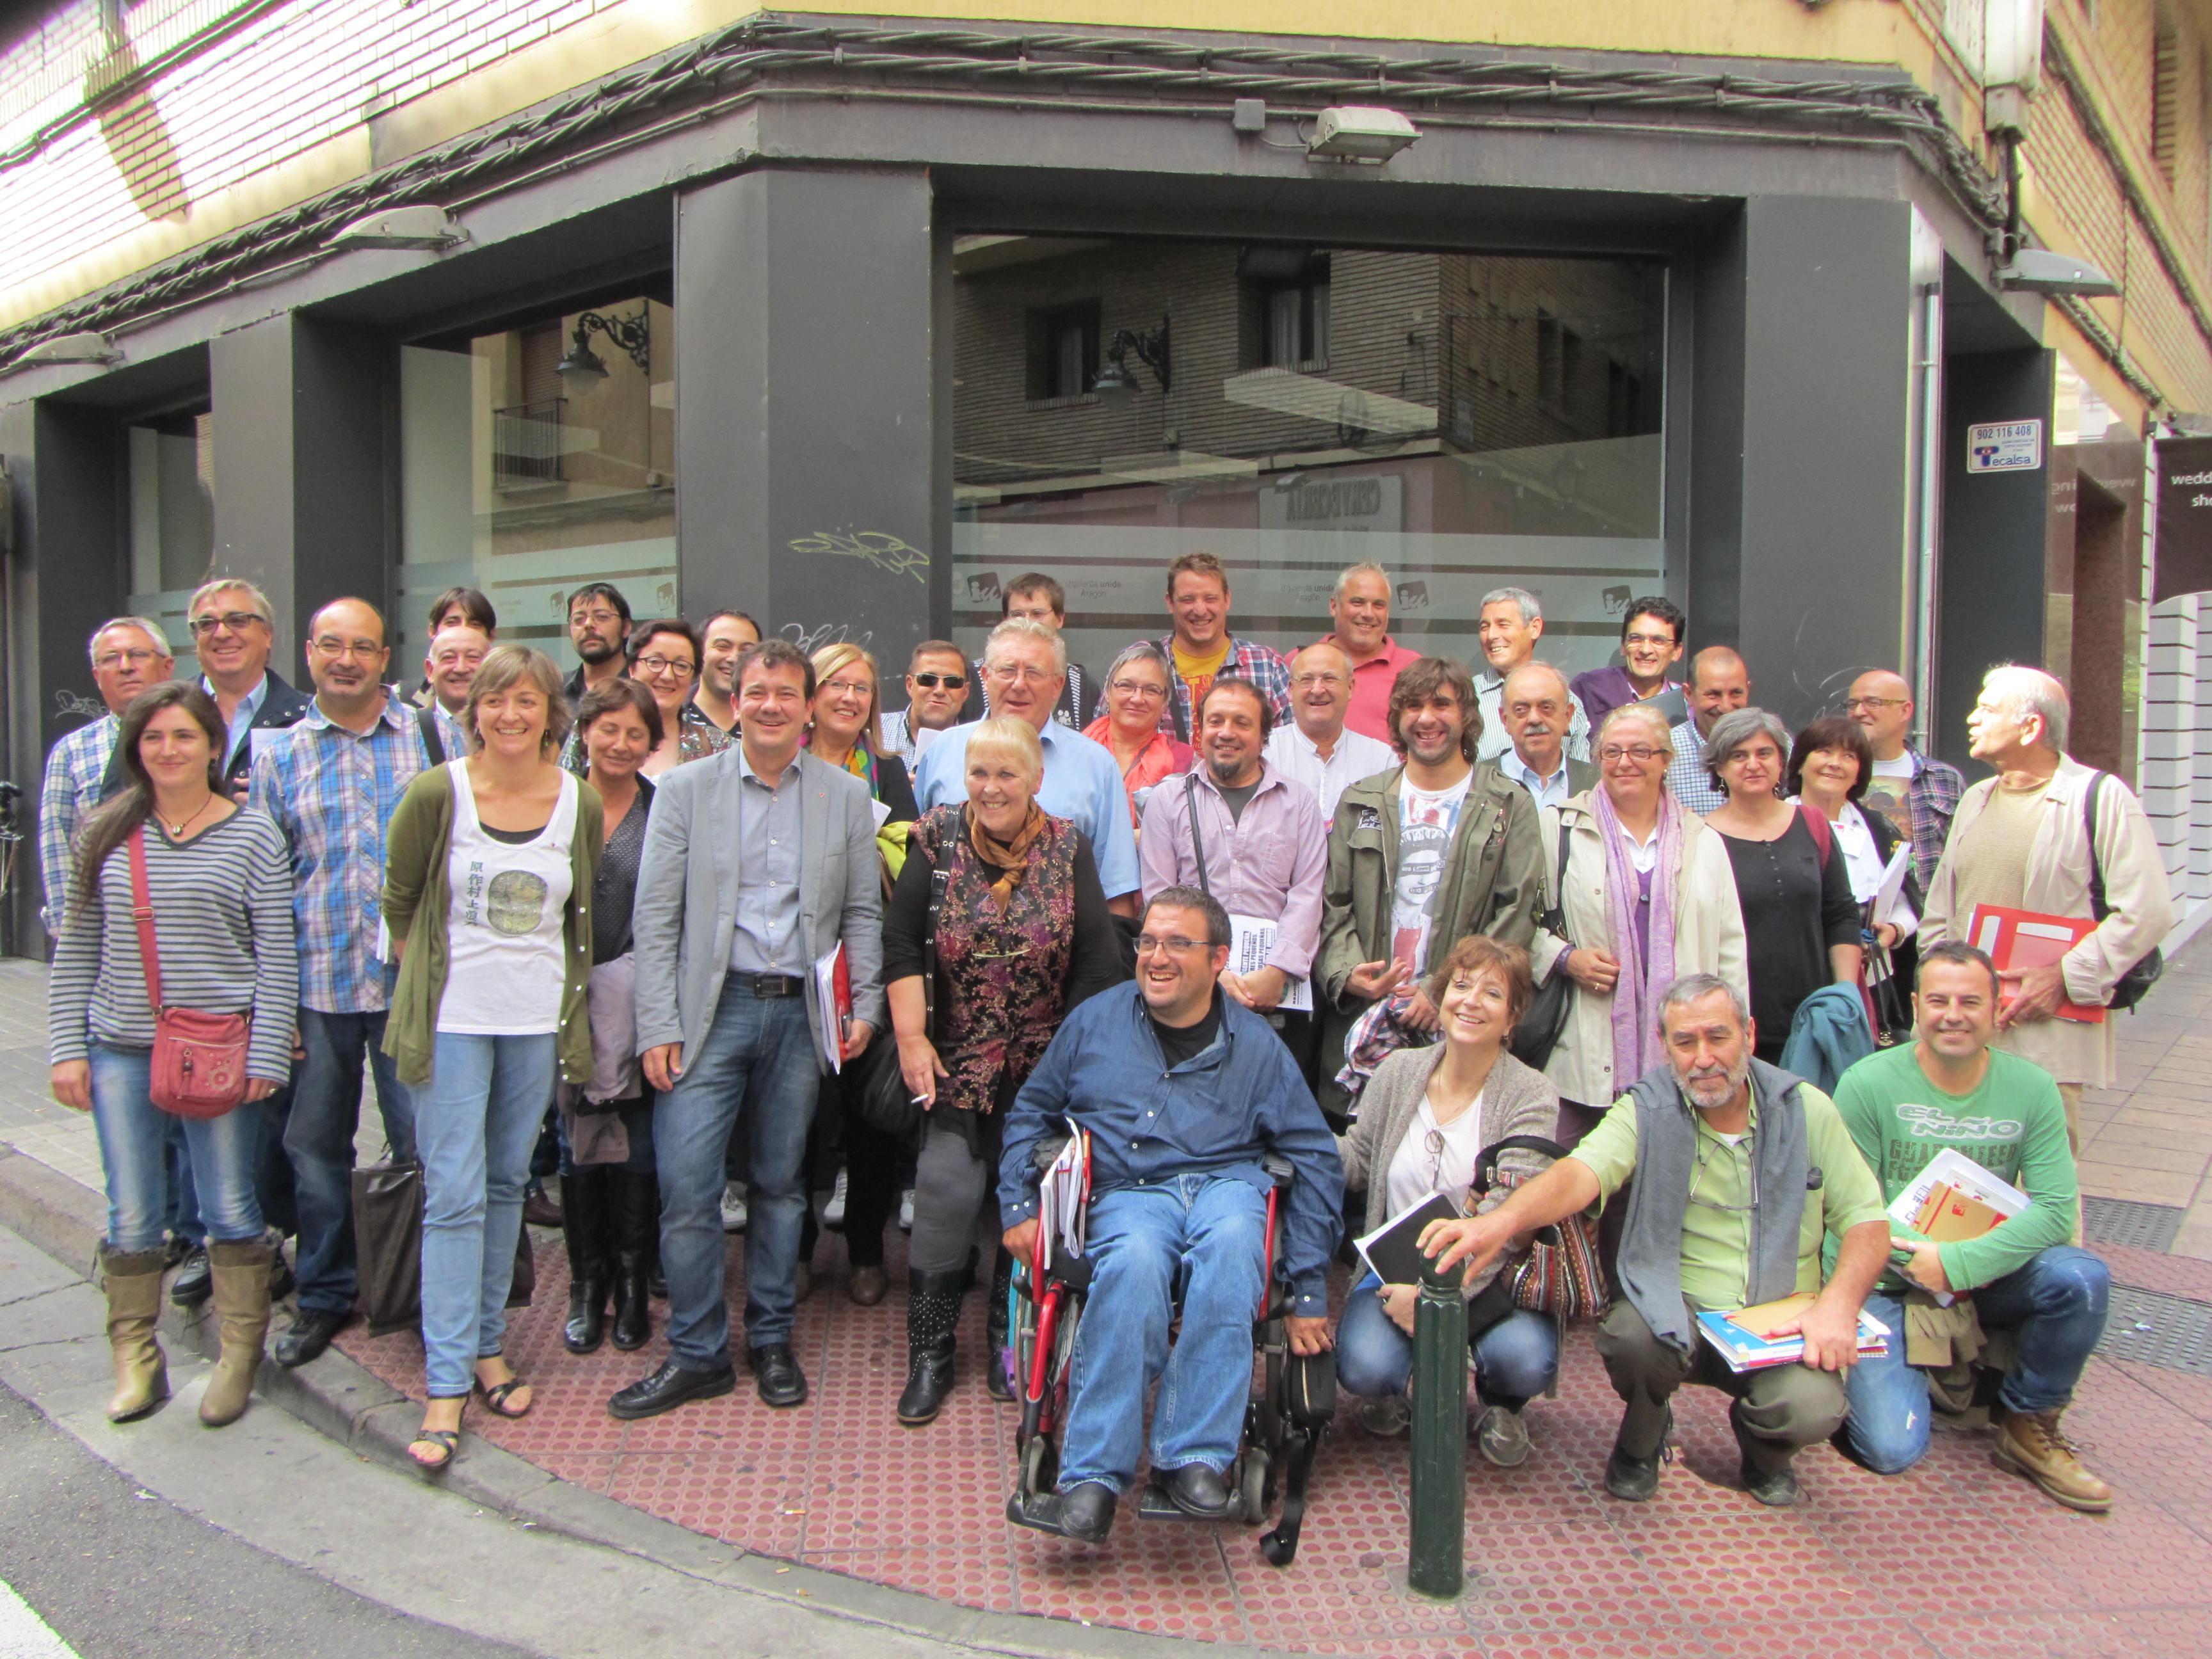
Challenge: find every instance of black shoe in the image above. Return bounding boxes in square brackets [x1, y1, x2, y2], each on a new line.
[273, 1306, 348, 1369]
[897, 1270, 965, 1425]
[1732, 1407, 1802, 1507]
[267, 1246, 295, 1303]
[1605, 1438, 1663, 1502]
[1035, 1482, 1117, 1543]
[562, 1167, 613, 1354]
[163, 1233, 191, 1269]
[984, 1250, 1013, 1402]
[748, 1344, 808, 1408]
[610, 1170, 655, 1351]
[607, 1359, 738, 1421]
[897, 1341, 955, 1425]
[1161, 1463, 1232, 1519]
[168, 1246, 212, 1308]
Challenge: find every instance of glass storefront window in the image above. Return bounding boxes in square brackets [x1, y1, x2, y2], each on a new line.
[400, 294, 676, 667]
[952, 238, 1666, 681]
[125, 406, 214, 679]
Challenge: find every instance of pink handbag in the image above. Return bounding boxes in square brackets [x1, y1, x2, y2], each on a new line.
[127, 828, 252, 1119]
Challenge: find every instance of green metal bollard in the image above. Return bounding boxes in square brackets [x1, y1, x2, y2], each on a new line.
[1406, 1254, 1468, 1599]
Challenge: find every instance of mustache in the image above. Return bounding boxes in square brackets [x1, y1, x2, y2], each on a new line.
[1519, 722, 1553, 737]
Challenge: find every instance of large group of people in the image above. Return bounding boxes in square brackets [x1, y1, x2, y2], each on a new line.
[39, 554, 2173, 1541]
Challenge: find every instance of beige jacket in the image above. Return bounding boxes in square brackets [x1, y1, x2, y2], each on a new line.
[1530, 793, 1749, 1109]
[1921, 755, 2173, 1088]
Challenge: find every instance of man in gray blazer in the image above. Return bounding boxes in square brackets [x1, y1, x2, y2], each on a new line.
[609, 639, 885, 1418]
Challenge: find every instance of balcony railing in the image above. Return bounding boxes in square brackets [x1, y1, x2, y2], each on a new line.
[493, 397, 566, 491]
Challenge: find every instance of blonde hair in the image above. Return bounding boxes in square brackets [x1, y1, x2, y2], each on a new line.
[963, 716, 1044, 790]
[465, 644, 572, 755]
[811, 641, 885, 756]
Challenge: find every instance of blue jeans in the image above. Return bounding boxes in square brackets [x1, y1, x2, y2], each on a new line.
[284, 1007, 417, 1315]
[653, 982, 819, 1366]
[1059, 1174, 1268, 1495]
[414, 1031, 554, 1399]
[1844, 1245, 2112, 1475]
[1336, 1270, 1560, 1409]
[165, 1118, 204, 1246]
[88, 1043, 262, 1252]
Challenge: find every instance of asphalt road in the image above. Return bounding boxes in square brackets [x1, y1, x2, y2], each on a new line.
[0, 1383, 536, 1659]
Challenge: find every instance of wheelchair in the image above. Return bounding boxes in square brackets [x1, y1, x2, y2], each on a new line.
[1004, 1143, 1333, 1566]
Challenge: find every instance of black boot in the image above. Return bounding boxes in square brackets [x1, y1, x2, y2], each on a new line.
[984, 1247, 1014, 1402]
[612, 1169, 657, 1351]
[896, 1269, 966, 1426]
[561, 1167, 613, 1354]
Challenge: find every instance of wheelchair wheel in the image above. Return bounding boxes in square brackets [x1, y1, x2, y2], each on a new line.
[1238, 1448, 1270, 1525]
[1021, 1431, 1058, 1498]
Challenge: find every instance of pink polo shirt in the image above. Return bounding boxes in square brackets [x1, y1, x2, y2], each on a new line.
[1318, 634, 1420, 745]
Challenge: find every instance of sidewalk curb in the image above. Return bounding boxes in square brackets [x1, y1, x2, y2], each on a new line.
[0, 1146, 1294, 1659]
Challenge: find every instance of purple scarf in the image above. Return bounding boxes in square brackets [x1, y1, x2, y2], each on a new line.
[1592, 785, 1686, 1089]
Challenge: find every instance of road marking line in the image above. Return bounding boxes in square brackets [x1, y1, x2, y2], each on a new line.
[0, 1578, 79, 1658]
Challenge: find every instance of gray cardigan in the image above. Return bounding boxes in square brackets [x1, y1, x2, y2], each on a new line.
[1337, 1043, 1562, 1295]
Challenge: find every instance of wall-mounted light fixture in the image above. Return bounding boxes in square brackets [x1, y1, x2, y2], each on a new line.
[1306, 106, 1418, 164]
[555, 306, 653, 380]
[330, 205, 469, 252]
[1995, 248, 2120, 298]
[19, 332, 123, 367]
[1096, 317, 1171, 404]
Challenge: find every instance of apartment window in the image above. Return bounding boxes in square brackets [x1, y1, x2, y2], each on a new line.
[1026, 302, 1100, 400]
[1242, 250, 1331, 369]
[2154, 7, 2181, 187]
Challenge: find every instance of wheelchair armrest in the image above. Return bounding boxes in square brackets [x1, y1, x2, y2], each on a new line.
[1262, 1153, 1294, 1190]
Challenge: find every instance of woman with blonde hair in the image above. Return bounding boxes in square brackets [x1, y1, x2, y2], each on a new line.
[383, 645, 604, 1471]
[808, 641, 919, 822]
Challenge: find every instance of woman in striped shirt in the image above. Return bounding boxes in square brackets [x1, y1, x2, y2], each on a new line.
[48, 682, 298, 1430]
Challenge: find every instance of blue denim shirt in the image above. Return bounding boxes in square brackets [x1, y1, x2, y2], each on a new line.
[998, 982, 1345, 1315]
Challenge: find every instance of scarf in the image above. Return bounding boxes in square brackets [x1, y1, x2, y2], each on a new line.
[968, 802, 1046, 909]
[1085, 716, 1190, 826]
[832, 742, 878, 797]
[1594, 784, 1685, 1090]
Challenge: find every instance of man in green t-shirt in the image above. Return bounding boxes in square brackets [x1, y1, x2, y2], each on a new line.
[1832, 940, 2113, 1512]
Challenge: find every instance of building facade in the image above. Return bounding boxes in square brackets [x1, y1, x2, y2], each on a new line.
[1, 0, 2208, 948]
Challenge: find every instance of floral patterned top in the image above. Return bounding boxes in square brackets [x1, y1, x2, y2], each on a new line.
[883, 803, 1126, 1118]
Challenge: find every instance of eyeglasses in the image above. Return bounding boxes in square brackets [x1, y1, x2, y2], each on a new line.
[189, 611, 265, 636]
[1291, 672, 1346, 689]
[821, 677, 872, 700]
[1422, 1128, 1449, 1194]
[572, 608, 623, 627]
[1134, 934, 1210, 955]
[1688, 1134, 1760, 1215]
[312, 638, 385, 659]
[1110, 678, 1168, 700]
[911, 672, 963, 689]
[1598, 744, 1669, 763]
[93, 648, 160, 669]
[634, 655, 696, 678]
[1623, 631, 1677, 648]
[988, 663, 1057, 685]
[1843, 696, 1906, 712]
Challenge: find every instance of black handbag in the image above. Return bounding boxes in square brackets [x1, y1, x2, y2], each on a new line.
[1508, 817, 1575, 1070]
[2086, 771, 2162, 1012]
[350, 1157, 536, 1338]
[856, 859, 950, 1140]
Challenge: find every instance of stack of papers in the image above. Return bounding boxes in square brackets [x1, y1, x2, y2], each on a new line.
[1966, 904, 2103, 1024]
[1886, 1146, 2028, 1304]
[1228, 914, 1313, 1013]
[1694, 1293, 1890, 1372]
[809, 944, 851, 1073]
[1034, 1124, 1091, 1272]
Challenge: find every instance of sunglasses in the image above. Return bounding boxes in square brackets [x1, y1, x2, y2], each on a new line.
[911, 672, 963, 689]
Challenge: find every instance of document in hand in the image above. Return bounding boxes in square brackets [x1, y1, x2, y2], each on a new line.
[1228, 913, 1313, 1013]
[809, 943, 851, 1073]
[1965, 904, 2103, 1024]
[1352, 1192, 1464, 1289]
[1885, 1146, 2028, 1304]
[1870, 844, 1913, 927]
[1034, 1124, 1091, 1272]
[1694, 1292, 1890, 1372]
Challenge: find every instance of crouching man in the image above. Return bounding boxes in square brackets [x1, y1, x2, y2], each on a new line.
[1423, 974, 1893, 1507]
[999, 886, 1344, 1543]
[1832, 940, 2112, 1511]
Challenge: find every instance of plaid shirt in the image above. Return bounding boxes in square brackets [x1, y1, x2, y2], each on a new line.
[248, 691, 431, 1014]
[1153, 634, 1293, 741]
[1665, 721, 1727, 815]
[1900, 746, 1965, 886]
[38, 715, 119, 936]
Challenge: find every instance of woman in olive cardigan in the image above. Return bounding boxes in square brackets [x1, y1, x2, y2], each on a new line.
[383, 646, 603, 1473]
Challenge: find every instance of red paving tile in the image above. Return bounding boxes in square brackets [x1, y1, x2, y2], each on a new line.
[330, 1227, 2212, 1649]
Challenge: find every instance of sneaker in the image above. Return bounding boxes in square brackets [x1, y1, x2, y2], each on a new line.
[899, 1187, 915, 1232]
[822, 1167, 849, 1230]
[1475, 1404, 1530, 1468]
[719, 1180, 748, 1233]
[1359, 1395, 1411, 1438]
[1992, 1405, 2114, 1513]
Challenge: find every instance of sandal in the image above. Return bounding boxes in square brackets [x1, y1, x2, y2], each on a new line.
[408, 1428, 460, 1471]
[473, 1375, 533, 1419]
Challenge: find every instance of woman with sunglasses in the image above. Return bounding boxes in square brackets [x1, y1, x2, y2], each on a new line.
[625, 620, 729, 778]
[1083, 641, 1193, 831]
[1334, 936, 1563, 1465]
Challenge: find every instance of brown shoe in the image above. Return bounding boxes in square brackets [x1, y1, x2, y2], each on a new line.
[850, 1265, 888, 1306]
[1992, 1406, 2113, 1513]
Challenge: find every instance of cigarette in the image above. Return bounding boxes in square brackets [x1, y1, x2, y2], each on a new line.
[911, 1094, 932, 1106]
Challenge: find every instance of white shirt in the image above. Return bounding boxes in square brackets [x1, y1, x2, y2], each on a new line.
[1392, 773, 1474, 968]
[1264, 723, 1399, 824]
[1622, 815, 1661, 875]
[1384, 1089, 1489, 1217]
[438, 764, 579, 1035]
[1499, 747, 1575, 812]
[1830, 799, 1918, 937]
[1475, 670, 1591, 764]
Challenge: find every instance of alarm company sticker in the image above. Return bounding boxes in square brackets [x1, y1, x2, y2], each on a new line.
[1967, 419, 2043, 474]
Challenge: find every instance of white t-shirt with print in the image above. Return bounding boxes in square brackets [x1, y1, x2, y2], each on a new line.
[1391, 773, 1473, 970]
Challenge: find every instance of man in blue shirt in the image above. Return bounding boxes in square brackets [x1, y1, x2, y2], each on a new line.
[913, 618, 1140, 912]
[1000, 886, 1342, 1543]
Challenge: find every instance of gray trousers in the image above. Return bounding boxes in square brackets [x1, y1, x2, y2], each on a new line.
[1594, 1298, 1848, 1475]
[910, 1121, 993, 1279]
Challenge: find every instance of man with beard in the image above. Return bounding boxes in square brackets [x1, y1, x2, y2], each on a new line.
[1139, 677, 1327, 1065]
[565, 582, 633, 702]
[1423, 974, 1891, 1508]
[1315, 656, 1543, 1118]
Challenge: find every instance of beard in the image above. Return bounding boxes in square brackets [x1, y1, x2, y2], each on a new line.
[1681, 1054, 1751, 1114]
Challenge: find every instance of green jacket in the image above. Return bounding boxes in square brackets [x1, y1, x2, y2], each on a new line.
[380, 763, 605, 1089]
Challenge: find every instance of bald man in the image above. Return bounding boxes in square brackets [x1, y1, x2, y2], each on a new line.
[1265, 641, 1399, 822]
[1846, 668, 1964, 885]
[1664, 646, 1751, 815]
[1496, 663, 1596, 810]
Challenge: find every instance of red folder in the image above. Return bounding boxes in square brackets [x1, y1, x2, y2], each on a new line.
[1964, 904, 2103, 1025]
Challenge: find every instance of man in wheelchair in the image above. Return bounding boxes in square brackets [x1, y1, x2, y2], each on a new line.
[998, 886, 1344, 1543]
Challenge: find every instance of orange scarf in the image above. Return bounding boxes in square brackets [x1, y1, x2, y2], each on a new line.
[968, 803, 1046, 909]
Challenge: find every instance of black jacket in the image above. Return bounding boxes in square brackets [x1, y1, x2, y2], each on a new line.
[221, 669, 314, 790]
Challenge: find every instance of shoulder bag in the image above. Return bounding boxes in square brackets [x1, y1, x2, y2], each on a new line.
[127, 827, 252, 1119]
[1507, 817, 1575, 1070]
[2086, 771, 2163, 1011]
[1461, 1134, 1608, 1339]
[855, 850, 951, 1141]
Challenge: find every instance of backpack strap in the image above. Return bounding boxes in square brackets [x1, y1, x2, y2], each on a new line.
[1183, 771, 1214, 901]
[2085, 771, 2112, 922]
[1797, 802, 1834, 869]
[415, 703, 446, 768]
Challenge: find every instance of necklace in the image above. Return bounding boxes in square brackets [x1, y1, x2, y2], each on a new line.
[163, 796, 216, 838]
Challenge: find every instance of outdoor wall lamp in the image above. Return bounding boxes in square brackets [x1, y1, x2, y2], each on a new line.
[330, 206, 468, 252]
[17, 331, 122, 367]
[555, 306, 652, 380]
[1995, 248, 2120, 298]
[1096, 318, 1171, 404]
[1306, 106, 1419, 164]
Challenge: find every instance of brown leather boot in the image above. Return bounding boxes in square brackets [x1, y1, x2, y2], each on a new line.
[100, 1245, 170, 1422]
[200, 1237, 273, 1428]
[1992, 1405, 2113, 1513]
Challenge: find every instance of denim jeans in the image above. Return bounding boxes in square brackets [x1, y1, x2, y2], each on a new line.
[653, 982, 819, 1367]
[1335, 1271, 1560, 1409]
[414, 1031, 554, 1399]
[1843, 1245, 2112, 1475]
[284, 1007, 417, 1315]
[89, 1043, 262, 1252]
[1058, 1173, 1268, 1495]
[164, 1117, 204, 1246]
